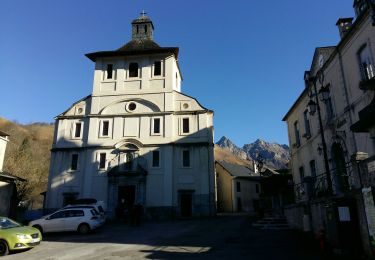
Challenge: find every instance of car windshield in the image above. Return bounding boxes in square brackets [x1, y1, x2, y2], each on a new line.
[0, 217, 21, 229]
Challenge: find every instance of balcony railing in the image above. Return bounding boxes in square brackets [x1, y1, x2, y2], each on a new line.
[294, 164, 356, 202]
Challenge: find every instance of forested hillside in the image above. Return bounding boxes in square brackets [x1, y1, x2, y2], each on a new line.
[0, 117, 54, 209]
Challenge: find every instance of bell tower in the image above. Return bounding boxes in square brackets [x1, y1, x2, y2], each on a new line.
[131, 11, 154, 40]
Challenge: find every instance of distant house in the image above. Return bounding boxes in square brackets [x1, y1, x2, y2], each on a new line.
[215, 161, 261, 214]
[0, 173, 25, 218]
[259, 168, 294, 216]
[0, 131, 25, 218]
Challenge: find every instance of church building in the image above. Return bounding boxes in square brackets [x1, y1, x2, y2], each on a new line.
[45, 13, 215, 219]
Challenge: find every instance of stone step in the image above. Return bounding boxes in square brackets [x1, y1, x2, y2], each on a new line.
[256, 219, 288, 223]
[262, 217, 287, 221]
[254, 221, 288, 225]
[252, 217, 291, 230]
[252, 223, 291, 230]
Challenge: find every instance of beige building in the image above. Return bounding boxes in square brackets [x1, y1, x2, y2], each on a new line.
[283, 1, 375, 256]
[215, 161, 261, 214]
[45, 14, 215, 219]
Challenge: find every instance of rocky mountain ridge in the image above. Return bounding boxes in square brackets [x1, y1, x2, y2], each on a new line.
[216, 136, 290, 169]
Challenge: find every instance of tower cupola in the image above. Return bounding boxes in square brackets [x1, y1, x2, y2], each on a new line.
[131, 11, 154, 41]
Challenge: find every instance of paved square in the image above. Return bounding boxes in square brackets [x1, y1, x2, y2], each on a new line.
[4, 216, 323, 259]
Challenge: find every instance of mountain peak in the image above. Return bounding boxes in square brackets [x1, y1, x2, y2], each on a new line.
[216, 136, 247, 160]
[217, 136, 290, 169]
[218, 136, 229, 142]
[254, 139, 265, 145]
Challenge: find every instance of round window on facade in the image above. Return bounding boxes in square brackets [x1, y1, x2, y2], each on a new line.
[77, 108, 83, 114]
[183, 103, 189, 109]
[127, 102, 137, 111]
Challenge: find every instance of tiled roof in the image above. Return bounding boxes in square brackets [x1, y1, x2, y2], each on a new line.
[0, 131, 9, 137]
[217, 160, 257, 178]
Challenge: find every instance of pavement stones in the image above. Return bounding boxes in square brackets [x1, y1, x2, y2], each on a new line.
[4, 215, 325, 260]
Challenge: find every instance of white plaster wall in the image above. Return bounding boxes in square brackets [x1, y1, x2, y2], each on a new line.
[47, 49, 214, 214]
[92, 55, 181, 96]
[0, 136, 8, 172]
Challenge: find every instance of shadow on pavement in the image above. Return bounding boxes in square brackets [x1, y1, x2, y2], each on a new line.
[38, 215, 331, 260]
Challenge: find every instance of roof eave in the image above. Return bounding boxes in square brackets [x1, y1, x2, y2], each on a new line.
[282, 88, 308, 121]
[85, 47, 179, 62]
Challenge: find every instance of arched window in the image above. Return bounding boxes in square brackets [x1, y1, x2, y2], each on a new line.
[129, 63, 139, 78]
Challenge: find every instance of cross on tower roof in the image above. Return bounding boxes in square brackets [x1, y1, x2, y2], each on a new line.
[140, 10, 147, 17]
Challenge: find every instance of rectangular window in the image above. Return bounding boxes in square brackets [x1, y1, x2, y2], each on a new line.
[99, 153, 106, 169]
[299, 166, 305, 183]
[294, 121, 301, 147]
[182, 118, 190, 133]
[182, 150, 190, 167]
[236, 182, 241, 192]
[62, 193, 78, 206]
[71, 154, 79, 171]
[324, 97, 334, 121]
[358, 45, 374, 80]
[153, 118, 160, 134]
[129, 63, 139, 78]
[102, 121, 109, 136]
[106, 64, 113, 79]
[152, 150, 160, 167]
[303, 110, 311, 138]
[74, 122, 82, 138]
[309, 160, 317, 177]
[255, 184, 260, 194]
[154, 61, 161, 76]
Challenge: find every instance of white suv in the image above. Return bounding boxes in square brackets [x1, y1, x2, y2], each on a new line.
[29, 208, 102, 234]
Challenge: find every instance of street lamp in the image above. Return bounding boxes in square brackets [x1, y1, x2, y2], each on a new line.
[318, 85, 330, 101]
[307, 100, 317, 115]
[305, 70, 333, 195]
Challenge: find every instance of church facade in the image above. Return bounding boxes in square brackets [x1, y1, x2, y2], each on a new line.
[45, 14, 215, 219]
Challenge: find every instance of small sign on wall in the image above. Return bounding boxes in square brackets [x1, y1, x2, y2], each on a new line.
[368, 161, 375, 173]
[338, 207, 351, 222]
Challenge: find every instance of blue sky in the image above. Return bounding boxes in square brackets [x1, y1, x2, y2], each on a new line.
[0, 0, 354, 146]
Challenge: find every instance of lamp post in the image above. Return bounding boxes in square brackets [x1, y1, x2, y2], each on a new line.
[305, 70, 333, 195]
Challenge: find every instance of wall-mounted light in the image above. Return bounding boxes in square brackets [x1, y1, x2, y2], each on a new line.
[318, 85, 330, 101]
[308, 99, 317, 115]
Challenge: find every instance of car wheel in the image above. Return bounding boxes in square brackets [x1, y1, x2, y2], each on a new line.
[33, 225, 43, 234]
[78, 223, 90, 234]
[0, 240, 9, 256]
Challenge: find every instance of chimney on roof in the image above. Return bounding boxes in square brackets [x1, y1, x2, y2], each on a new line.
[336, 18, 354, 39]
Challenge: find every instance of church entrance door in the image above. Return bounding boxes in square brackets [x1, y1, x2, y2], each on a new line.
[180, 193, 192, 217]
[118, 185, 136, 211]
